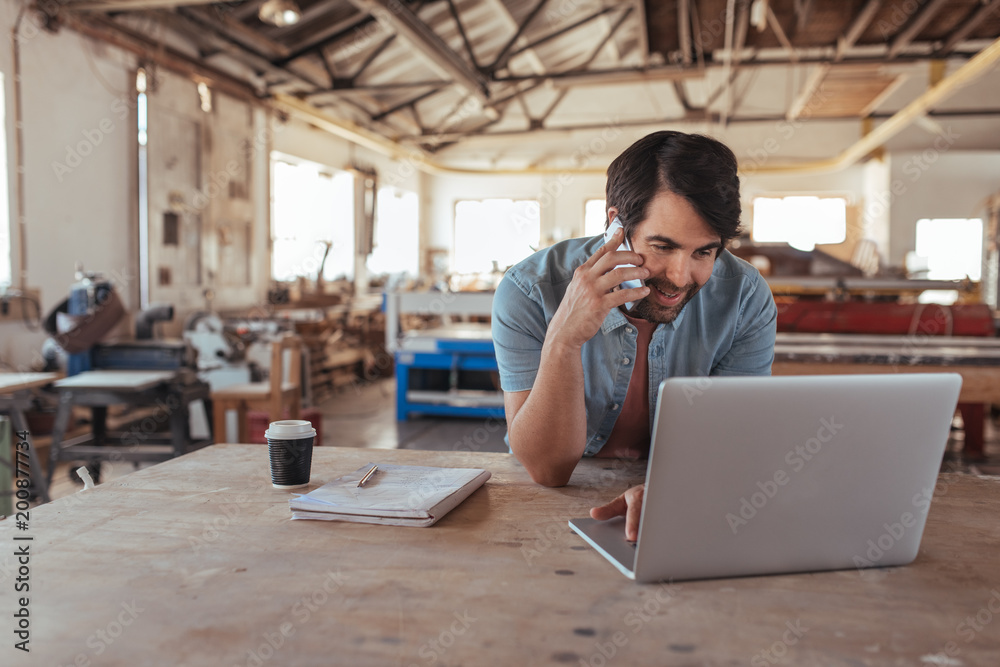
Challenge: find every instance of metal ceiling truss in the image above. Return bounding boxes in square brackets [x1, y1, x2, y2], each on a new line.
[54, 0, 1000, 160]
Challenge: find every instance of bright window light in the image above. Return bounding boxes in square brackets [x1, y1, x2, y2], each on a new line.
[751, 196, 847, 252]
[584, 199, 607, 237]
[454, 199, 540, 274]
[368, 188, 419, 277]
[914, 218, 982, 281]
[271, 155, 354, 282]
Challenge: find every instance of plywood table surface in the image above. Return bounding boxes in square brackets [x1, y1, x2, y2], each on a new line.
[51, 370, 177, 392]
[3, 445, 1000, 666]
[0, 372, 60, 394]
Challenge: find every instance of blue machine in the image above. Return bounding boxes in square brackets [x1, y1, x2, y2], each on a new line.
[394, 329, 504, 421]
[66, 275, 115, 376]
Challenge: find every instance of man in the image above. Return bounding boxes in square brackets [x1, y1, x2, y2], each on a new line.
[491, 131, 777, 540]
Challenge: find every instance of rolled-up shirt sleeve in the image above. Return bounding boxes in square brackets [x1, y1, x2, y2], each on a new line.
[711, 275, 777, 376]
[491, 271, 549, 392]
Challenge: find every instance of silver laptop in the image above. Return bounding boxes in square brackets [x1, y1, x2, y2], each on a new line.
[569, 373, 963, 582]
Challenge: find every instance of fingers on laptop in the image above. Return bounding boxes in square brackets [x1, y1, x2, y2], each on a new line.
[590, 493, 627, 521]
[590, 484, 645, 542]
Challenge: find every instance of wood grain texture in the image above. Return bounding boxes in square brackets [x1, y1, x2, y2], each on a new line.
[3, 445, 999, 666]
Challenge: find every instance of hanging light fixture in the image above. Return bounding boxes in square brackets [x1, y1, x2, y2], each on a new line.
[259, 0, 302, 27]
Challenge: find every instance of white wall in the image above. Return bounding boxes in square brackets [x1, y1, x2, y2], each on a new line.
[0, 6, 137, 369]
[887, 150, 1000, 268]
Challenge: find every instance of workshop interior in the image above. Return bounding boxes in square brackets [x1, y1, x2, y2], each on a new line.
[0, 0, 999, 507]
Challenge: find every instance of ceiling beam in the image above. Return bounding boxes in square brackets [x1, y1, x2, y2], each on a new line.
[61, 12, 261, 102]
[308, 80, 449, 96]
[720, 0, 751, 126]
[633, 0, 649, 67]
[888, 0, 950, 59]
[508, 5, 620, 61]
[937, 0, 1000, 56]
[348, 34, 397, 81]
[231, 0, 266, 22]
[406, 106, 1000, 146]
[348, 0, 491, 102]
[64, 0, 221, 11]
[766, 4, 795, 58]
[786, 64, 827, 120]
[180, 5, 290, 60]
[168, 7, 329, 88]
[371, 86, 446, 121]
[689, 0, 705, 68]
[835, 0, 882, 61]
[445, 0, 479, 69]
[678, 0, 692, 66]
[673, 80, 692, 111]
[793, 0, 815, 36]
[275, 13, 377, 66]
[488, 0, 549, 74]
[494, 65, 703, 89]
[536, 5, 633, 125]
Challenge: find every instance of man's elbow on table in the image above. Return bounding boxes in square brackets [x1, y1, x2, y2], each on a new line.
[510, 443, 578, 487]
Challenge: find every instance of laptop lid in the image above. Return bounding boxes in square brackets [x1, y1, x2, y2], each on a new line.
[572, 373, 962, 583]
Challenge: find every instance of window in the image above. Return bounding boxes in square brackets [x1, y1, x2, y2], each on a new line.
[583, 199, 607, 238]
[0, 72, 10, 289]
[751, 196, 847, 252]
[453, 199, 540, 274]
[270, 154, 354, 282]
[368, 187, 419, 277]
[912, 218, 983, 282]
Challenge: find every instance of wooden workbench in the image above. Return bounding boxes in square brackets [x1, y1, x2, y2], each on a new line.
[3, 445, 1000, 666]
[0, 372, 60, 503]
[45, 369, 213, 486]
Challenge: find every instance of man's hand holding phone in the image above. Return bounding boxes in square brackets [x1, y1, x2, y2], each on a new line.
[604, 218, 645, 311]
[544, 221, 650, 352]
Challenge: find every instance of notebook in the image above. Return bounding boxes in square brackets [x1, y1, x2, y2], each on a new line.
[569, 373, 963, 582]
[290, 463, 491, 527]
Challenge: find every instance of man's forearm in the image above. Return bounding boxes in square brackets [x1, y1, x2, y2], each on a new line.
[508, 338, 588, 486]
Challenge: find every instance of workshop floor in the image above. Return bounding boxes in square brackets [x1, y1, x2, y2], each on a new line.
[42, 377, 1000, 502]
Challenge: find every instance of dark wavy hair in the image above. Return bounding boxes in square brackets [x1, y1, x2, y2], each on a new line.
[605, 131, 742, 250]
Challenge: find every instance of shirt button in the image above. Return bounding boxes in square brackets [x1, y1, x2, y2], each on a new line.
[612, 403, 620, 411]
[625, 327, 634, 334]
[623, 357, 631, 365]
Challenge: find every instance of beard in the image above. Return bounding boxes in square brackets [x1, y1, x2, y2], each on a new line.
[629, 277, 702, 324]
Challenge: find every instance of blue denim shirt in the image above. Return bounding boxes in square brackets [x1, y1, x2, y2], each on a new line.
[491, 234, 777, 456]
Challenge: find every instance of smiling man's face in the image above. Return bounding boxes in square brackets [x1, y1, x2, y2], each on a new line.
[611, 190, 721, 324]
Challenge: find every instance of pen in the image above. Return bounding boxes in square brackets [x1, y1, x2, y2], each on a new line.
[358, 464, 379, 487]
